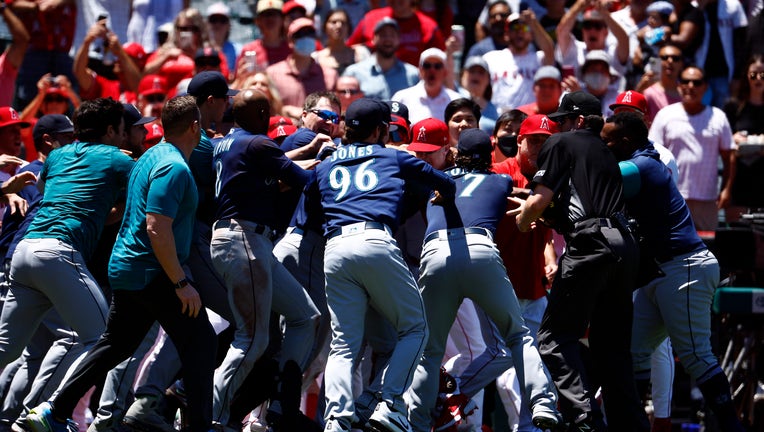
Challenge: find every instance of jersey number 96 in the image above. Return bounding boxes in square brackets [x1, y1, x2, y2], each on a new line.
[329, 159, 379, 201]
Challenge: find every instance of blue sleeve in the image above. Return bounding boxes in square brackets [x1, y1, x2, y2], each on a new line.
[397, 151, 456, 198]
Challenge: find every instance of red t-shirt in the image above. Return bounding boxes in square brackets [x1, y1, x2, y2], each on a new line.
[237, 39, 292, 72]
[347, 7, 445, 67]
[492, 157, 551, 301]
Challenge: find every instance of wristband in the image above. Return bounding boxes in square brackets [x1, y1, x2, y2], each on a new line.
[174, 278, 189, 289]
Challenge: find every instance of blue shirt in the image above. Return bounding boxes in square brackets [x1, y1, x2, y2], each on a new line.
[425, 167, 513, 237]
[342, 56, 420, 101]
[0, 161, 43, 260]
[314, 143, 455, 234]
[622, 144, 705, 261]
[213, 128, 312, 226]
[280, 128, 317, 154]
[26, 142, 134, 259]
[109, 143, 198, 291]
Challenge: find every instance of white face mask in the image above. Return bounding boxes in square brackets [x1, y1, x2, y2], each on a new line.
[583, 73, 610, 93]
[294, 37, 316, 56]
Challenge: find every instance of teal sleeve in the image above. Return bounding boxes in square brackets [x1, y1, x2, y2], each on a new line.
[146, 163, 191, 219]
[619, 160, 641, 199]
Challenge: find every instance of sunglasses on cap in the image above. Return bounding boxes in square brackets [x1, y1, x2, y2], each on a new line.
[310, 109, 340, 124]
[422, 62, 444, 70]
[390, 129, 408, 143]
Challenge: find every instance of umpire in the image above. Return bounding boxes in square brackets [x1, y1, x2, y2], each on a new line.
[512, 91, 650, 432]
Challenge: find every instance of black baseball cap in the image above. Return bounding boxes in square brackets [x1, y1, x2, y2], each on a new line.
[547, 91, 602, 121]
[122, 103, 156, 128]
[187, 71, 238, 100]
[457, 128, 492, 159]
[346, 98, 390, 130]
[33, 114, 74, 142]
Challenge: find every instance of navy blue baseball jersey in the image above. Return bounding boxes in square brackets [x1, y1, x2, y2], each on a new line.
[213, 128, 312, 226]
[425, 167, 513, 237]
[314, 143, 455, 234]
[280, 128, 317, 154]
[623, 145, 705, 261]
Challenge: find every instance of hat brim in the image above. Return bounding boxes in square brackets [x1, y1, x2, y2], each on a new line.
[519, 129, 553, 137]
[608, 103, 644, 113]
[134, 116, 157, 126]
[547, 111, 573, 121]
[407, 142, 443, 153]
[0, 120, 31, 129]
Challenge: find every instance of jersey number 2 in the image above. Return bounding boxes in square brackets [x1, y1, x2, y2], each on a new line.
[329, 159, 378, 201]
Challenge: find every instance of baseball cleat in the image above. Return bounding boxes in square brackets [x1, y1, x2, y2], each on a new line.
[25, 402, 78, 432]
[367, 402, 413, 432]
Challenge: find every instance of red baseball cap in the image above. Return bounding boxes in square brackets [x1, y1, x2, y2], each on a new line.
[268, 116, 297, 140]
[282, 1, 306, 16]
[407, 118, 448, 152]
[0, 107, 30, 129]
[389, 115, 410, 143]
[519, 114, 558, 136]
[144, 122, 164, 147]
[45, 86, 67, 98]
[609, 90, 648, 114]
[123, 42, 147, 69]
[138, 74, 167, 97]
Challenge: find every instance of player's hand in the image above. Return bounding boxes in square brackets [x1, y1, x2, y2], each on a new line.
[430, 190, 452, 206]
[3, 193, 28, 217]
[175, 284, 202, 318]
[506, 196, 526, 217]
[1, 171, 37, 195]
[310, 133, 334, 153]
[0, 155, 25, 169]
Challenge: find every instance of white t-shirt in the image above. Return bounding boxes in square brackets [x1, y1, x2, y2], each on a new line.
[483, 49, 545, 113]
[649, 103, 733, 201]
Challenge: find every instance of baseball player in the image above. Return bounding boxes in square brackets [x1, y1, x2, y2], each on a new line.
[312, 98, 455, 432]
[602, 112, 744, 432]
[210, 88, 319, 430]
[406, 128, 559, 432]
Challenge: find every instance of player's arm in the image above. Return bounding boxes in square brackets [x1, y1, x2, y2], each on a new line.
[147, 212, 201, 318]
[514, 184, 554, 232]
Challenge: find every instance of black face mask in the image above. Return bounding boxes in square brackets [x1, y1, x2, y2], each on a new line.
[496, 135, 518, 157]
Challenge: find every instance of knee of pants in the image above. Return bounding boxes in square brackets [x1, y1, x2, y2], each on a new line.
[676, 349, 718, 380]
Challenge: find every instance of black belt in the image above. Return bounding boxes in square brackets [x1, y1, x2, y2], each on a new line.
[326, 221, 389, 240]
[423, 227, 492, 244]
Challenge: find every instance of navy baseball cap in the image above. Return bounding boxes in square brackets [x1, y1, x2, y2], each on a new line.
[548, 91, 602, 121]
[187, 71, 238, 100]
[33, 114, 74, 142]
[122, 103, 156, 128]
[345, 98, 390, 130]
[457, 128, 492, 159]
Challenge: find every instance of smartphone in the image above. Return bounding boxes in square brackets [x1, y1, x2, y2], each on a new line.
[647, 56, 662, 78]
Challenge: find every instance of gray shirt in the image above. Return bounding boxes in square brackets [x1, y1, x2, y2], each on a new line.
[343, 55, 420, 101]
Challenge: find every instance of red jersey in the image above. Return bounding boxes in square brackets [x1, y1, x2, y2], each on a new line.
[19, 1, 77, 52]
[347, 7, 445, 67]
[492, 157, 551, 301]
